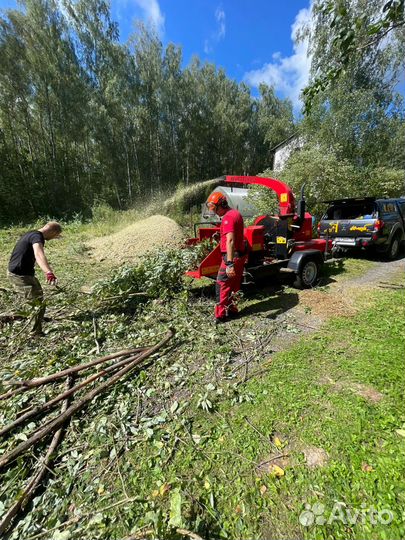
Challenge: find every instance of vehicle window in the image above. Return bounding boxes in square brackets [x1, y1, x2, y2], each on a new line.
[380, 202, 399, 216]
[324, 202, 377, 220]
[397, 201, 405, 219]
[380, 202, 399, 220]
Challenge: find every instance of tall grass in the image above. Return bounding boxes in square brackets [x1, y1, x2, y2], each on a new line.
[0, 178, 222, 252]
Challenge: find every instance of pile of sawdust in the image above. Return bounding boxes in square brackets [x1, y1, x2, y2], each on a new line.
[299, 289, 358, 318]
[87, 215, 185, 264]
[319, 376, 384, 403]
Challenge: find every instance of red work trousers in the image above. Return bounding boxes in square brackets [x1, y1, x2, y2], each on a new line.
[215, 256, 246, 320]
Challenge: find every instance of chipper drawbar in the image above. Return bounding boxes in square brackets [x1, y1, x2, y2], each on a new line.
[186, 175, 333, 288]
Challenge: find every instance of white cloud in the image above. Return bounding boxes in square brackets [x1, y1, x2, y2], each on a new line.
[133, 0, 165, 36]
[215, 6, 226, 39]
[204, 4, 226, 54]
[204, 40, 212, 55]
[244, 3, 312, 111]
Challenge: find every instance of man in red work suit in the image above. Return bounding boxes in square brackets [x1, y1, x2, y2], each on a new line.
[206, 192, 247, 324]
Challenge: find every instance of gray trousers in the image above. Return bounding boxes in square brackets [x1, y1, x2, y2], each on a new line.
[7, 271, 46, 333]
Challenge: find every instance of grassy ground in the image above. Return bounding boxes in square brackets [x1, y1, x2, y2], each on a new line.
[158, 285, 405, 540]
[0, 214, 403, 540]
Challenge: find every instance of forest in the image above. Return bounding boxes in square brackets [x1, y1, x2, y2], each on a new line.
[0, 0, 403, 226]
[0, 0, 296, 224]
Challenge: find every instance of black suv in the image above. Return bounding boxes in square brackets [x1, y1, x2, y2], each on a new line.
[318, 197, 405, 259]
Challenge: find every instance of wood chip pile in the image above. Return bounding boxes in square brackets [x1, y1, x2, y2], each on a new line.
[87, 215, 184, 264]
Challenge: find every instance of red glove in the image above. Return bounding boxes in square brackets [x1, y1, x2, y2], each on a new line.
[46, 271, 57, 284]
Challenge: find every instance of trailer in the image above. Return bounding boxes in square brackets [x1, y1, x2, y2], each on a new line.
[186, 175, 333, 288]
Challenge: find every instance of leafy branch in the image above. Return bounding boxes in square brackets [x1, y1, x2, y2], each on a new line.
[303, 0, 405, 113]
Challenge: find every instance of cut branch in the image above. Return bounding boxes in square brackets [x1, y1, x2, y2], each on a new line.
[358, 21, 405, 52]
[0, 345, 150, 400]
[0, 330, 174, 470]
[0, 376, 74, 536]
[0, 352, 145, 438]
[123, 528, 205, 540]
[0, 313, 28, 323]
[99, 292, 149, 302]
[176, 529, 205, 540]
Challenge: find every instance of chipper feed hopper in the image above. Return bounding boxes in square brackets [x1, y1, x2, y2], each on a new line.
[186, 175, 332, 288]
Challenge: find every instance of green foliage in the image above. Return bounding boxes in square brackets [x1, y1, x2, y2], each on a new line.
[246, 184, 279, 216]
[1, 214, 404, 539]
[272, 145, 404, 217]
[148, 286, 405, 540]
[296, 0, 405, 199]
[303, 0, 405, 112]
[369, 167, 405, 197]
[0, 3, 294, 226]
[300, 79, 405, 169]
[255, 85, 295, 166]
[91, 243, 209, 305]
[91, 203, 120, 225]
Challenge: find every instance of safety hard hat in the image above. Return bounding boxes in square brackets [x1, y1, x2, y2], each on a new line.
[206, 191, 228, 209]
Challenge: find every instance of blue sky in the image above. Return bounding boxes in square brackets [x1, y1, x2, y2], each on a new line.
[113, 0, 312, 110]
[0, 0, 312, 110]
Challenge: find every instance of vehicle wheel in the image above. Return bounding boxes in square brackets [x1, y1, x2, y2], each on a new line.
[386, 234, 401, 260]
[293, 259, 320, 289]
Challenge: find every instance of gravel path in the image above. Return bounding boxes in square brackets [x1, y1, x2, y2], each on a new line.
[347, 256, 405, 286]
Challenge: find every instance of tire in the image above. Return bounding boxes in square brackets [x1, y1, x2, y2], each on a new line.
[386, 233, 401, 260]
[293, 258, 320, 289]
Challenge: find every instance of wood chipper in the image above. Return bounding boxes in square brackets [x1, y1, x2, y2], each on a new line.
[186, 175, 333, 288]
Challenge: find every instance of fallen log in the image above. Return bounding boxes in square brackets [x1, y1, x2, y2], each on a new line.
[0, 376, 74, 536]
[0, 345, 150, 401]
[0, 351, 144, 438]
[0, 329, 174, 470]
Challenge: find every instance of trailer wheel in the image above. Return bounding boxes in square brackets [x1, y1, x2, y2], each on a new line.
[293, 259, 319, 289]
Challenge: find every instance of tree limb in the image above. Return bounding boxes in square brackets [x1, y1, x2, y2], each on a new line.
[0, 330, 174, 470]
[0, 352, 145, 438]
[0, 345, 150, 400]
[0, 376, 74, 536]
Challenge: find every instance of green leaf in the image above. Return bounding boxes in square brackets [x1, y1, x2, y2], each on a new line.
[52, 531, 71, 540]
[89, 513, 104, 525]
[170, 400, 179, 413]
[168, 488, 183, 528]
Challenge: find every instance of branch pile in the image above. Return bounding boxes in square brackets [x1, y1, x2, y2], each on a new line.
[0, 329, 174, 536]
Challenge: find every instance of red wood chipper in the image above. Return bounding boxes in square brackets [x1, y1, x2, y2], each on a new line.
[186, 175, 333, 288]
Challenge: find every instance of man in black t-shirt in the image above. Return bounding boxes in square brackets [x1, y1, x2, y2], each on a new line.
[8, 221, 62, 335]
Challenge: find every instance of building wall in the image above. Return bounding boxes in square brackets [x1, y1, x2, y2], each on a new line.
[273, 136, 305, 172]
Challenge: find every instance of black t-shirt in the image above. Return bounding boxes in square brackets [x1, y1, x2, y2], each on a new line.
[8, 231, 45, 276]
